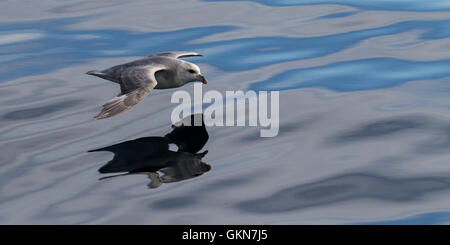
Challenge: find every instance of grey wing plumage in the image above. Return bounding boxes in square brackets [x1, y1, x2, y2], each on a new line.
[94, 88, 150, 119]
[94, 65, 165, 119]
[147, 51, 203, 59]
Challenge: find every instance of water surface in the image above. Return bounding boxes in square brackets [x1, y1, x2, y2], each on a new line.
[1, 0, 450, 224]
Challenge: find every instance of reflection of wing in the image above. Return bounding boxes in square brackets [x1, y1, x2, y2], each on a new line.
[94, 65, 165, 119]
[148, 51, 203, 59]
[89, 137, 170, 173]
[159, 151, 210, 183]
[165, 114, 209, 153]
[146, 172, 163, 189]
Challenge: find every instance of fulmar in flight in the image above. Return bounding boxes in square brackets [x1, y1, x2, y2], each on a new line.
[86, 51, 208, 119]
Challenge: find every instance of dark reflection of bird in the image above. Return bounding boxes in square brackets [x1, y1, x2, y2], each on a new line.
[86, 51, 208, 119]
[88, 114, 210, 188]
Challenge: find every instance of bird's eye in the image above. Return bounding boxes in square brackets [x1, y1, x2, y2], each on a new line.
[188, 69, 196, 74]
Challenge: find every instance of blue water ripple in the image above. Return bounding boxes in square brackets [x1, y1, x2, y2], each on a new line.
[197, 20, 450, 71]
[319, 11, 360, 19]
[0, 17, 234, 82]
[249, 58, 450, 92]
[2, 16, 450, 85]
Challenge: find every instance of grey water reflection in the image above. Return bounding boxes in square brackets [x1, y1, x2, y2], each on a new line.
[89, 114, 210, 188]
[237, 173, 450, 213]
[331, 116, 427, 142]
[3, 99, 82, 120]
[330, 114, 450, 155]
[236, 114, 450, 215]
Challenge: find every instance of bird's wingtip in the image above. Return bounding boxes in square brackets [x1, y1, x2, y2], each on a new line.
[94, 113, 105, 120]
[86, 70, 103, 76]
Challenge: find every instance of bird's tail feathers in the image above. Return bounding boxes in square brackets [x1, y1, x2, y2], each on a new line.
[98, 172, 132, 180]
[86, 70, 117, 82]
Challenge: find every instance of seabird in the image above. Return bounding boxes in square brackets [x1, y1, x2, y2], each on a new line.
[86, 51, 208, 119]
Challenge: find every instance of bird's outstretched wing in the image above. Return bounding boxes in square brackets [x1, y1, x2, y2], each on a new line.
[148, 51, 203, 59]
[94, 65, 165, 119]
[94, 88, 151, 120]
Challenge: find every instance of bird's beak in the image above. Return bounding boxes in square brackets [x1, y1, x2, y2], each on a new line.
[199, 75, 208, 84]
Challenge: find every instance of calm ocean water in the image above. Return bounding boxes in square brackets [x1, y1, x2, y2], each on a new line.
[1, 0, 450, 224]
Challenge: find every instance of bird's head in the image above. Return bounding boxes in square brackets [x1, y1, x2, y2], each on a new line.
[180, 61, 208, 85]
